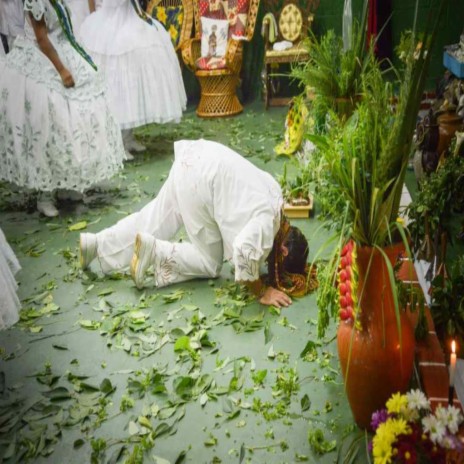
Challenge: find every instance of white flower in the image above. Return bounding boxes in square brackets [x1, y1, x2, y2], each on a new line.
[422, 414, 447, 444]
[435, 405, 463, 435]
[303, 140, 317, 155]
[439, 434, 456, 450]
[406, 389, 430, 411]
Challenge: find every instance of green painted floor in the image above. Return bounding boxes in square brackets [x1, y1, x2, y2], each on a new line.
[0, 101, 366, 464]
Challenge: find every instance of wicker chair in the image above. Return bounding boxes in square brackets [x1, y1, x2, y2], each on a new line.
[262, 0, 319, 108]
[181, 0, 260, 118]
[146, 0, 194, 52]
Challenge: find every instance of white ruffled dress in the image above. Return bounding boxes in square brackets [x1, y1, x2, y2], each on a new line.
[67, 0, 91, 39]
[0, 0, 125, 193]
[0, 228, 21, 330]
[80, 0, 187, 129]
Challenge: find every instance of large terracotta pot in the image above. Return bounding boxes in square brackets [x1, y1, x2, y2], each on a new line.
[337, 243, 415, 430]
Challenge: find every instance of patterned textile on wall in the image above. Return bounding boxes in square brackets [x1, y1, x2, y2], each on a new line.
[150, 5, 184, 48]
[198, 0, 250, 40]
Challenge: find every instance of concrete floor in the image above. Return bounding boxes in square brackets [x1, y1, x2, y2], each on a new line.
[0, 102, 363, 464]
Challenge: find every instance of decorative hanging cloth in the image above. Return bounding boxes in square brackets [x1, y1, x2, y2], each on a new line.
[271, 214, 318, 297]
[130, 0, 159, 28]
[261, 12, 278, 43]
[49, 0, 97, 70]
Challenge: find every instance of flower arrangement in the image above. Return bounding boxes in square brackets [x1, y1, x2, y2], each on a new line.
[371, 389, 463, 464]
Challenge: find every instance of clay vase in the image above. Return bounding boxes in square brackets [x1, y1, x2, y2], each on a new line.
[337, 243, 415, 430]
[437, 112, 464, 156]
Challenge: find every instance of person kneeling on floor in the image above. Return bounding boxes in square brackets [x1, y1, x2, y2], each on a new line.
[80, 139, 317, 307]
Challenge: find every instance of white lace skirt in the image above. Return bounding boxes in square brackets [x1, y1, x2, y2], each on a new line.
[0, 228, 20, 330]
[0, 34, 125, 192]
[80, 1, 187, 129]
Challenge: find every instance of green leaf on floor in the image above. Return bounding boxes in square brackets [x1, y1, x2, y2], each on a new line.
[300, 394, 311, 412]
[300, 340, 320, 359]
[162, 289, 187, 304]
[174, 336, 191, 352]
[308, 428, 336, 455]
[97, 287, 114, 296]
[264, 321, 273, 344]
[42, 386, 72, 401]
[99, 378, 115, 395]
[52, 344, 68, 350]
[78, 320, 101, 330]
[204, 433, 218, 447]
[68, 221, 87, 231]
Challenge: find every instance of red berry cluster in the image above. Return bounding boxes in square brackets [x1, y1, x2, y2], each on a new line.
[338, 241, 357, 322]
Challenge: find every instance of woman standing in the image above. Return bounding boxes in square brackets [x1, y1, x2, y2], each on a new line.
[67, 0, 95, 39]
[80, 0, 187, 153]
[0, 0, 25, 53]
[0, 0, 125, 217]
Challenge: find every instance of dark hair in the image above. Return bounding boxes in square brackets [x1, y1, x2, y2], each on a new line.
[267, 226, 309, 286]
[282, 226, 309, 274]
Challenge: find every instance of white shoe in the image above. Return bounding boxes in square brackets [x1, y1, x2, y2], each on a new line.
[130, 232, 155, 289]
[37, 196, 59, 217]
[56, 189, 84, 202]
[80, 233, 98, 269]
[126, 138, 146, 153]
[124, 150, 134, 161]
[123, 130, 146, 153]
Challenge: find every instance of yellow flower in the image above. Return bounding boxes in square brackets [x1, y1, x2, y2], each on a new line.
[372, 416, 413, 464]
[373, 421, 396, 464]
[177, 12, 184, 24]
[386, 392, 408, 414]
[372, 438, 393, 464]
[156, 7, 167, 25]
[169, 24, 178, 42]
[388, 417, 411, 436]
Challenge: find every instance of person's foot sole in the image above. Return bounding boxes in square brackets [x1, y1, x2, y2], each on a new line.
[130, 233, 155, 289]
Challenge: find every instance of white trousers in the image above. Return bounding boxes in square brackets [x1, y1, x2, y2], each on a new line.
[96, 164, 224, 287]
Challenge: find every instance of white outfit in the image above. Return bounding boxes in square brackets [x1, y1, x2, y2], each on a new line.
[0, 228, 21, 330]
[0, 0, 125, 193]
[96, 140, 284, 286]
[80, 0, 187, 129]
[67, 0, 91, 39]
[0, 0, 25, 49]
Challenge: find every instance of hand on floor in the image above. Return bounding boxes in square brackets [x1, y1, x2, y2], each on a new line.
[259, 286, 292, 308]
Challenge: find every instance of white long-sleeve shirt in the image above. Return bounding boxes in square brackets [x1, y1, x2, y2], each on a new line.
[172, 139, 283, 282]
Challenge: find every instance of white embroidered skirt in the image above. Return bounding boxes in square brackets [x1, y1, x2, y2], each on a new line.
[0, 228, 21, 330]
[80, 0, 187, 129]
[0, 34, 125, 192]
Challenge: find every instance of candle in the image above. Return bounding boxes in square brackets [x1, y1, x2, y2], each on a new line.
[450, 340, 457, 387]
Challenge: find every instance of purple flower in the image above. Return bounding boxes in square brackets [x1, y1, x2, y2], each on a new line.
[371, 409, 389, 431]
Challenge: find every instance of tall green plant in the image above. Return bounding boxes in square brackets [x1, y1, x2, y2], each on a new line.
[291, 0, 372, 111]
[313, 0, 450, 337]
